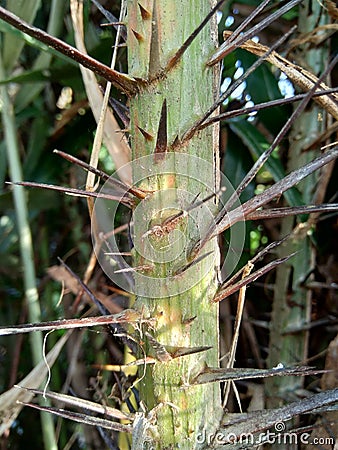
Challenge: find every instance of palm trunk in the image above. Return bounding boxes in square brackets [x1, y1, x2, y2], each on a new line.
[127, 1, 222, 447]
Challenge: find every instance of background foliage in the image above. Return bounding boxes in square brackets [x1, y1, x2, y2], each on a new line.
[0, 0, 337, 448]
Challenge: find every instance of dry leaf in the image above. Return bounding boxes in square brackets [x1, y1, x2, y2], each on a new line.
[47, 265, 122, 314]
[325, 0, 338, 20]
[0, 333, 69, 435]
[70, 0, 131, 183]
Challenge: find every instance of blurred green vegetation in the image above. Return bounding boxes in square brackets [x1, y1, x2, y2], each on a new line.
[0, 0, 337, 448]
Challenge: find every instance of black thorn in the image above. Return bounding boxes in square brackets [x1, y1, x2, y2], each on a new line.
[107, 96, 130, 128]
[138, 3, 152, 20]
[137, 126, 154, 141]
[174, 251, 214, 276]
[164, 0, 227, 72]
[131, 28, 144, 42]
[172, 135, 180, 148]
[154, 99, 168, 161]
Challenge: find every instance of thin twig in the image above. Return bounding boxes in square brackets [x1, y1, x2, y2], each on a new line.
[180, 25, 296, 145]
[221, 30, 338, 119]
[224, 54, 338, 211]
[6, 181, 134, 207]
[246, 203, 338, 220]
[216, 147, 338, 235]
[223, 262, 254, 408]
[220, 234, 291, 289]
[53, 150, 146, 199]
[207, 0, 302, 65]
[213, 254, 295, 303]
[198, 87, 338, 131]
[0, 6, 139, 95]
[193, 56, 338, 255]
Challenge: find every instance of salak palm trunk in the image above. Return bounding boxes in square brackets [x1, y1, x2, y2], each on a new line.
[126, 1, 222, 447]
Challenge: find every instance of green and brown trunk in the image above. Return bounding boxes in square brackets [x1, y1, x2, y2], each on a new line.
[127, 1, 222, 447]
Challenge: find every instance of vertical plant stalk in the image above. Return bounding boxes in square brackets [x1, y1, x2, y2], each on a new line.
[266, 0, 329, 411]
[0, 55, 57, 450]
[127, 1, 222, 447]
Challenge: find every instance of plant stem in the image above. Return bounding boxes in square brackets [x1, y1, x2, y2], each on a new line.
[127, 1, 222, 447]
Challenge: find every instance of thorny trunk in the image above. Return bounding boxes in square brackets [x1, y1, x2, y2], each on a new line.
[126, 1, 222, 448]
[1, 0, 338, 448]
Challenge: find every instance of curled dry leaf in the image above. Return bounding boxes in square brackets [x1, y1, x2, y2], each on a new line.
[325, 0, 338, 20]
[288, 23, 338, 48]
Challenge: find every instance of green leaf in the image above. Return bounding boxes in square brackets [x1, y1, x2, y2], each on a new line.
[0, 68, 50, 85]
[237, 48, 289, 134]
[223, 131, 254, 268]
[2, 0, 42, 71]
[0, 19, 75, 67]
[224, 130, 255, 203]
[229, 119, 303, 207]
[13, 0, 68, 110]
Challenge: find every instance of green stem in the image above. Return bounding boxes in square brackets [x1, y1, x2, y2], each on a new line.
[127, 1, 222, 447]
